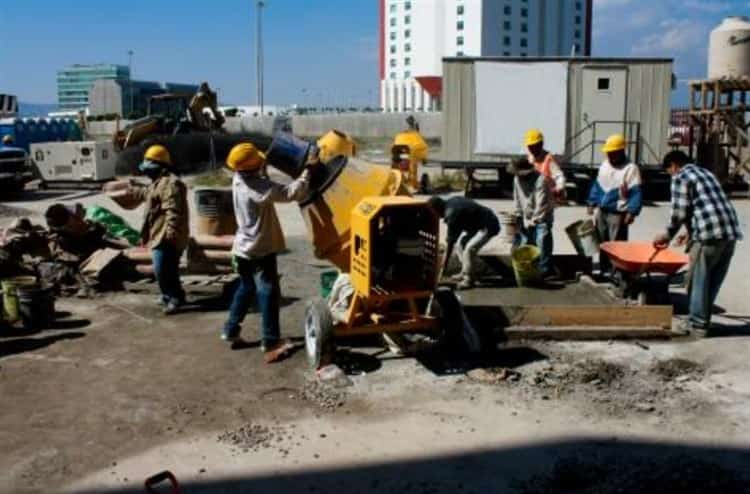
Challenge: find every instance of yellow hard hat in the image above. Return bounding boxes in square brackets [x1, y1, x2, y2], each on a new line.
[524, 129, 544, 147]
[226, 143, 266, 172]
[602, 134, 627, 153]
[317, 130, 356, 162]
[143, 145, 172, 166]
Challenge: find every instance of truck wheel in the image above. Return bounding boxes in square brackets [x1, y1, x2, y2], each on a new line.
[305, 299, 335, 369]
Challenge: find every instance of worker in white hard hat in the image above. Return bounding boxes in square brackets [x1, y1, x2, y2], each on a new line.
[220, 142, 315, 363]
[587, 134, 643, 275]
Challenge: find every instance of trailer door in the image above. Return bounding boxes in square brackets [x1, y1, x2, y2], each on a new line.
[580, 67, 628, 165]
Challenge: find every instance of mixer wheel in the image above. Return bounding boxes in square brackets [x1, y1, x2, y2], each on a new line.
[305, 298, 335, 369]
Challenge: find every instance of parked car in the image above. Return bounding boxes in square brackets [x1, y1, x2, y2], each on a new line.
[0, 145, 34, 195]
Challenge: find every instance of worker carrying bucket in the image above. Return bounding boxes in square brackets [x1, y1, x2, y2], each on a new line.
[392, 118, 429, 192]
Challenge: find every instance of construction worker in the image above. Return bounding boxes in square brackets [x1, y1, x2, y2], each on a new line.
[509, 158, 556, 279]
[220, 143, 313, 363]
[429, 196, 500, 289]
[587, 134, 643, 275]
[654, 151, 743, 337]
[131, 145, 189, 315]
[524, 129, 566, 202]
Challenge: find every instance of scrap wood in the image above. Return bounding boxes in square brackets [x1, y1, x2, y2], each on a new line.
[80, 248, 123, 277]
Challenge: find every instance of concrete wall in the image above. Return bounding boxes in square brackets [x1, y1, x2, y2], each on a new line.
[290, 112, 442, 139]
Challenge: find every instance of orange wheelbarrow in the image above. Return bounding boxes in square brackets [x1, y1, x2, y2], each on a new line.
[600, 241, 690, 305]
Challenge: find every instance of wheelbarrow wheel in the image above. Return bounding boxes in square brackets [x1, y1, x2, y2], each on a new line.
[305, 298, 335, 370]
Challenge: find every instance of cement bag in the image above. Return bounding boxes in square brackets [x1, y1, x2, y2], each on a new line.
[85, 206, 140, 246]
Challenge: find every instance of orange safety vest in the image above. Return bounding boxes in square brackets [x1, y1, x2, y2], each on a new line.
[533, 152, 554, 179]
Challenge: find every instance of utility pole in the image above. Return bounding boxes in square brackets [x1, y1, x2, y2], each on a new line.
[256, 1, 265, 115]
[127, 50, 134, 117]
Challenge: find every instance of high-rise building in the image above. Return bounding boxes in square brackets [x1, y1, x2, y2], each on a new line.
[379, 0, 593, 112]
[57, 64, 130, 110]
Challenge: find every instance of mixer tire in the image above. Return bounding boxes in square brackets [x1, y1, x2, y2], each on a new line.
[305, 298, 335, 370]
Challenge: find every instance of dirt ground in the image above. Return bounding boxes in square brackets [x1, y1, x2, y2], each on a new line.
[1, 188, 750, 493]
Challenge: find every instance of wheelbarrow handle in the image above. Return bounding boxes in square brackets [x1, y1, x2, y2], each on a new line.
[144, 471, 181, 494]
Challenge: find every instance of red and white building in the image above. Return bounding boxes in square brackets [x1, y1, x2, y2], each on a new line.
[379, 0, 593, 112]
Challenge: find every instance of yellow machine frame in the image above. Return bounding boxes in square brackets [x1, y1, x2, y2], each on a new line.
[392, 130, 429, 190]
[335, 196, 440, 337]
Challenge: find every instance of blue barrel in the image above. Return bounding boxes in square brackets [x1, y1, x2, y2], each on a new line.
[37, 119, 49, 142]
[48, 120, 61, 141]
[265, 132, 314, 178]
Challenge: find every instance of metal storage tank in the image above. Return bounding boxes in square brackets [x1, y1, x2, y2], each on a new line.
[708, 16, 750, 79]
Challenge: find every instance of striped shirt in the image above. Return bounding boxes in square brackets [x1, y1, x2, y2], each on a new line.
[667, 164, 743, 242]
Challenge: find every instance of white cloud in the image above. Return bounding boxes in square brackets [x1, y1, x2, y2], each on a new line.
[631, 18, 710, 55]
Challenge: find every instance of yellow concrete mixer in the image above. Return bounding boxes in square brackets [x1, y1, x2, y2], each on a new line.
[265, 131, 480, 368]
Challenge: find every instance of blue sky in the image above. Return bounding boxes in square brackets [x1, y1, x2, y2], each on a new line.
[1, 0, 748, 106]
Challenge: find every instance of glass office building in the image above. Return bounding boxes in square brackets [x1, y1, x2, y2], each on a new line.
[57, 64, 130, 110]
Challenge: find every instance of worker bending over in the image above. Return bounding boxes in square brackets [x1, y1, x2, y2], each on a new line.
[654, 151, 742, 337]
[509, 158, 556, 279]
[132, 145, 189, 315]
[524, 129, 566, 202]
[221, 143, 312, 363]
[429, 196, 500, 289]
[587, 134, 643, 274]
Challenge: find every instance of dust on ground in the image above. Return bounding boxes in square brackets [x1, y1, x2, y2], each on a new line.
[652, 357, 704, 381]
[218, 423, 302, 458]
[462, 350, 712, 419]
[299, 379, 347, 411]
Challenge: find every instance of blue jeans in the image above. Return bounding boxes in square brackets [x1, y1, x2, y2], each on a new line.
[151, 244, 184, 305]
[223, 254, 280, 345]
[688, 240, 735, 329]
[520, 221, 554, 275]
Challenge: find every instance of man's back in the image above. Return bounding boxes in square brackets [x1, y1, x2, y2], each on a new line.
[673, 164, 742, 241]
[444, 197, 499, 237]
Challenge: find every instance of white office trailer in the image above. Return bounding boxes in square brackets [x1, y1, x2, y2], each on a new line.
[439, 57, 674, 198]
[379, 0, 593, 112]
[31, 141, 117, 185]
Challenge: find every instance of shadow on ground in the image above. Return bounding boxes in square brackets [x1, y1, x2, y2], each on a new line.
[76, 438, 750, 494]
[0, 331, 85, 359]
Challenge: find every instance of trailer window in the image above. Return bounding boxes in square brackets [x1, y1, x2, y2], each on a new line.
[597, 77, 611, 91]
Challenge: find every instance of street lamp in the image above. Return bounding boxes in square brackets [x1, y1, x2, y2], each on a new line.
[256, 1, 265, 115]
[127, 50, 134, 117]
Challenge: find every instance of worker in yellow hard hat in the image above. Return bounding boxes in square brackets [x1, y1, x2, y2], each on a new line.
[220, 142, 314, 363]
[524, 129, 566, 201]
[127, 144, 189, 314]
[587, 133, 643, 275]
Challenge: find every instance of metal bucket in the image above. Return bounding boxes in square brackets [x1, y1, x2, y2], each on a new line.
[566, 219, 600, 257]
[195, 189, 236, 236]
[18, 285, 55, 330]
[498, 212, 518, 243]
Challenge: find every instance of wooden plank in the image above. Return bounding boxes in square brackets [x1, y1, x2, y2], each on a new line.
[502, 305, 673, 330]
[503, 325, 672, 341]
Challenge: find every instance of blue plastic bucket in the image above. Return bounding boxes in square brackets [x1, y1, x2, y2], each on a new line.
[265, 132, 313, 178]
